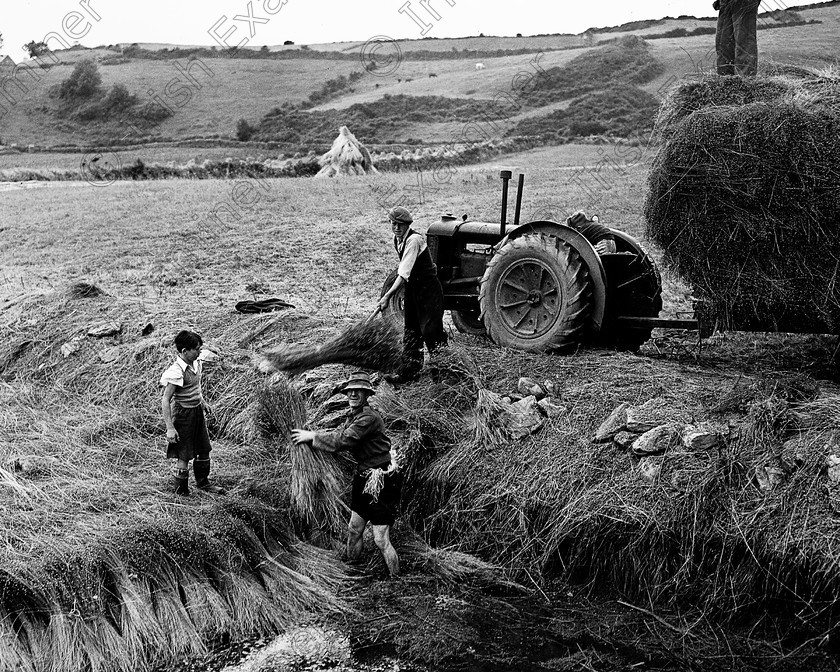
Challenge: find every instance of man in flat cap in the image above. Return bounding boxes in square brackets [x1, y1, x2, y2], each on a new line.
[379, 206, 448, 385]
[714, 0, 761, 76]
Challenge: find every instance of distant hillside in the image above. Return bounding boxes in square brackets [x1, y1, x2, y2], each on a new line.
[0, 2, 836, 149]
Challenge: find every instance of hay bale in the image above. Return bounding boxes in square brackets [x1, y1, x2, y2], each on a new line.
[645, 72, 840, 334]
[259, 317, 401, 375]
[315, 126, 378, 178]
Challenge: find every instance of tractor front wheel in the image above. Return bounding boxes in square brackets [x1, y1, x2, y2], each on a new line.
[479, 234, 593, 352]
[451, 309, 487, 336]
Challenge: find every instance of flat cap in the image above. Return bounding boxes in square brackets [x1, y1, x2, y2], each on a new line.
[388, 206, 413, 224]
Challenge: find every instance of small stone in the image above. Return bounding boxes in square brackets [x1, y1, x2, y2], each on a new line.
[638, 456, 662, 483]
[99, 346, 121, 363]
[537, 397, 565, 418]
[681, 424, 721, 451]
[594, 402, 629, 443]
[613, 431, 636, 451]
[626, 398, 688, 433]
[508, 395, 544, 438]
[825, 454, 840, 483]
[60, 335, 84, 358]
[632, 423, 683, 456]
[517, 377, 546, 400]
[86, 320, 122, 338]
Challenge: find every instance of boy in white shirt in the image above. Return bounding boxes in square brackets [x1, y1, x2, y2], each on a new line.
[160, 330, 226, 496]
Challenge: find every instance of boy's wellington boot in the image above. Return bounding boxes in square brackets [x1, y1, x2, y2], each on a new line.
[193, 457, 227, 494]
[173, 468, 190, 496]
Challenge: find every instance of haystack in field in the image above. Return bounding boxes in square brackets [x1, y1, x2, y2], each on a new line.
[645, 70, 840, 334]
[315, 126, 378, 178]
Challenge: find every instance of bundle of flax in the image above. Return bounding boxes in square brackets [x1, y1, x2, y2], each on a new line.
[255, 375, 350, 536]
[260, 317, 401, 375]
[645, 70, 840, 334]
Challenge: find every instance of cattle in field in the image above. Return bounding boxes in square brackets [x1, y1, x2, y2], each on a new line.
[475, 63, 486, 70]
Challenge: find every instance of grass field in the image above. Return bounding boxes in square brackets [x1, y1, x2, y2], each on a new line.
[1, 4, 835, 150]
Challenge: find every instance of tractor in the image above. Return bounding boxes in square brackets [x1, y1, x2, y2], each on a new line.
[380, 170, 674, 353]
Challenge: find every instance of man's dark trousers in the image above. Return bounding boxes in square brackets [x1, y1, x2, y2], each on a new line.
[402, 274, 447, 380]
[716, 0, 761, 76]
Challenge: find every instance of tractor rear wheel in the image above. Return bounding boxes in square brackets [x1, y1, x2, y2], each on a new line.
[379, 269, 404, 332]
[451, 309, 487, 336]
[479, 234, 593, 352]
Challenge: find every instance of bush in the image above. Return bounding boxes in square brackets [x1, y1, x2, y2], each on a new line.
[58, 59, 103, 100]
[236, 118, 256, 141]
[104, 84, 136, 112]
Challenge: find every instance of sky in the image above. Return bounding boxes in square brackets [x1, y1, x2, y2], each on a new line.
[0, 0, 817, 60]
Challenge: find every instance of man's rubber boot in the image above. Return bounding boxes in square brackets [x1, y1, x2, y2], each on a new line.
[193, 457, 227, 494]
[173, 468, 190, 496]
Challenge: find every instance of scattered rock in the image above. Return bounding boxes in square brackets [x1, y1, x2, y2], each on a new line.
[60, 335, 85, 358]
[681, 424, 722, 451]
[86, 320, 122, 338]
[508, 396, 545, 439]
[99, 346, 121, 363]
[825, 454, 840, 483]
[594, 402, 629, 442]
[638, 456, 662, 483]
[141, 322, 155, 336]
[755, 463, 787, 492]
[517, 377, 546, 400]
[321, 394, 347, 415]
[612, 431, 636, 451]
[543, 380, 560, 397]
[631, 423, 683, 456]
[12, 454, 59, 476]
[626, 398, 688, 433]
[537, 397, 565, 417]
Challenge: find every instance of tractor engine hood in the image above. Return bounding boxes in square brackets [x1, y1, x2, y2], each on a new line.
[428, 219, 503, 245]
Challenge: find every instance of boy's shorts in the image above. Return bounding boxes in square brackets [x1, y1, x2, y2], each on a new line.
[351, 470, 403, 526]
[167, 404, 212, 461]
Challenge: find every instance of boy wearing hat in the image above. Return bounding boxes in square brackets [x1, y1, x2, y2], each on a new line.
[291, 371, 401, 577]
[379, 206, 448, 385]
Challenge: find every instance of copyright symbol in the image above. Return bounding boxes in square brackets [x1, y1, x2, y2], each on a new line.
[359, 36, 402, 77]
[80, 151, 121, 187]
[528, 204, 567, 223]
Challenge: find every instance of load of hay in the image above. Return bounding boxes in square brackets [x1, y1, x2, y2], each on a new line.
[259, 317, 401, 375]
[644, 70, 840, 334]
[315, 125, 378, 178]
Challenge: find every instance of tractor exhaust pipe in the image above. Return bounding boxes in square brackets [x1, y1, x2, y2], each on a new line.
[499, 170, 512, 237]
[513, 173, 524, 228]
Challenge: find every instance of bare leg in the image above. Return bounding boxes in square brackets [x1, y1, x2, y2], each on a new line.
[372, 524, 400, 577]
[347, 512, 367, 562]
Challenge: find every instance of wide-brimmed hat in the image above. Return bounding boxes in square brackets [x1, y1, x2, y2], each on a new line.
[342, 371, 375, 394]
[388, 206, 413, 225]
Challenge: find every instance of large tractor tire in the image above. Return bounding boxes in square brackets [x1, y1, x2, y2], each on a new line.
[379, 269, 404, 332]
[479, 233, 593, 352]
[451, 309, 487, 336]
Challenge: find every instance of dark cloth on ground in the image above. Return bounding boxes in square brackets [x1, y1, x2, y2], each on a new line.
[312, 405, 392, 471]
[716, 0, 760, 76]
[351, 470, 403, 525]
[166, 404, 212, 460]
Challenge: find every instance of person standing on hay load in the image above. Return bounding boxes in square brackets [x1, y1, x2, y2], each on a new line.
[714, 0, 760, 76]
[160, 330, 226, 496]
[291, 372, 402, 578]
[379, 206, 448, 386]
